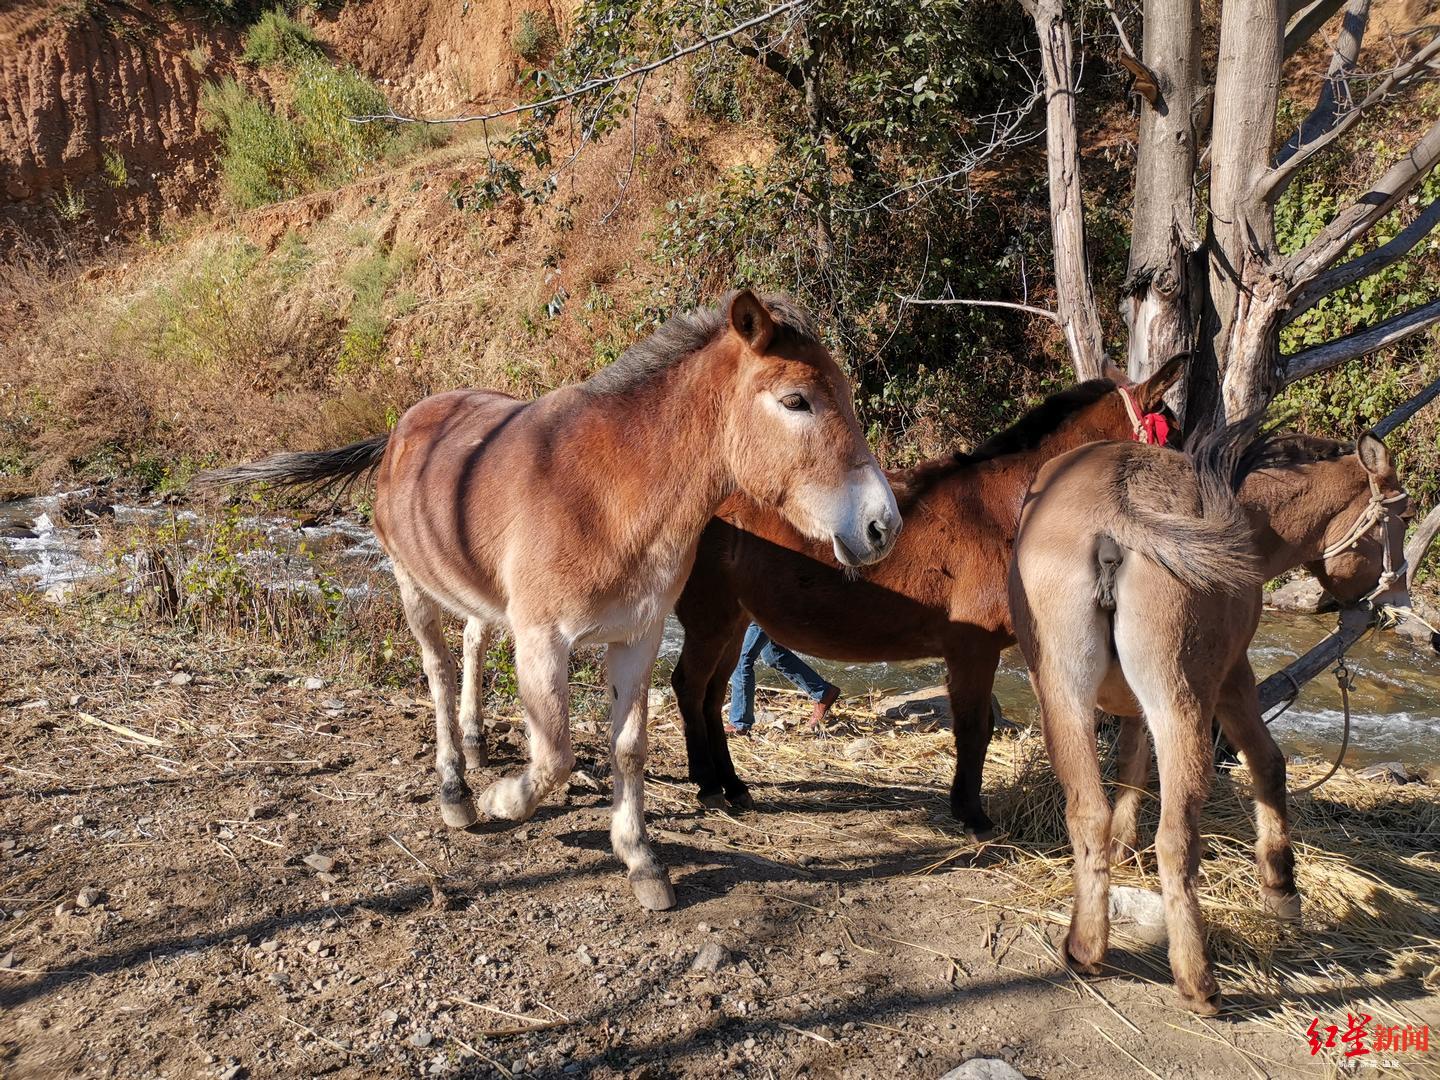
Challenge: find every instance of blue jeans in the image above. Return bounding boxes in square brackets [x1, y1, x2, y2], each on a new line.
[728, 624, 835, 730]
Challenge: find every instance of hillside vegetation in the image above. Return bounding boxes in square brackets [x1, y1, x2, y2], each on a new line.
[1, 0, 1436, 588]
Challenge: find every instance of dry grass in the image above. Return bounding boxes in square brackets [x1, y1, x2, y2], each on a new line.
[663, 693, 1440, 1069]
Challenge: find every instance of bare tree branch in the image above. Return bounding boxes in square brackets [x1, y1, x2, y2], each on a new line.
[1283, 0, 1349, 58]
[1262, 33, 1440, 199]
[1257, 607, 1371, 713]
[1284, 115, 1440, 287]
[1285, 196, 1440, 323]
[897, 292, 1063, 324]
[346, 0, 810, 126]
[1373, 370, 1440, 439]
[1029, 0, 1108, 379]
[1404, 503, 1440, 592]
[1283, 297, 1440, 381]
[1274, 0, 1369, 170]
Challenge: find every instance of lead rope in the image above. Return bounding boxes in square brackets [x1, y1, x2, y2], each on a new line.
[1289, 659, 1355, 796]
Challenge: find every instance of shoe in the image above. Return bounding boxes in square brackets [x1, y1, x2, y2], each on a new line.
[807, 686, 841, 729]
[724, 721, 751, 737]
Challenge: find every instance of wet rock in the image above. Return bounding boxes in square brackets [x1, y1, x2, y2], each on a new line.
[1358, 761, 1418, 785]
[75, 886, 104, 909]
[689, 941, 731, 974]
[303, 853, 337, 874]
[1267, 575, 1336, 614]
[939, 1060, 1026, 1080]
[842, 738, 878, 761]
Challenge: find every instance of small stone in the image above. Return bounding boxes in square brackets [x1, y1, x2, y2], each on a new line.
[690, 940, 731, 974]
[218, 1066, 246, 1080]
[696, 923, 711, 933]
[71, 815, 86, 827]
[304, 677, 325, 691]
[303, 854, 337, 874]
[55, 900, 77, 916]
[259, 939, 280, 954]
[75, 886, 103, 909]
[170, 671, 193, 686]
[576, 945, 596, 966]
[0, 950, 15, 970]
[379, 1009, 399, 1027]
[842, 737, 878, 762]
[1357, 761, 1417, 785]
[268, 972, 291, 988]
[410, 1030, 433, 1048]
[321, 698, 346, 711]
[307, 939, 323, 954]
[817, 950, 841, 967]
[568, 770, 602, 793]
[938, 1060, 1026, 1080]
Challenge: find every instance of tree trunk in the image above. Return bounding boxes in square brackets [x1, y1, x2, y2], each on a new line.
[1122, 0, 1201, 387]
[1190, 0, 1288, 431]
[1030, 0, 1108, 380]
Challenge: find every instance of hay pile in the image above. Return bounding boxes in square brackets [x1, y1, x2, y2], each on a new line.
[651, 688, 1440, 1053]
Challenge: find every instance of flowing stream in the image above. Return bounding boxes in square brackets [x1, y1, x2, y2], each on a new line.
[5, 491, 1438, 769]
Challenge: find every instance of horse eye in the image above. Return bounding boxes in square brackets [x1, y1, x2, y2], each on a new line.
[780, 393, 810, 412]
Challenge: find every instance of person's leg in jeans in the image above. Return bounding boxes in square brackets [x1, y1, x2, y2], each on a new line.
[759, 639, 840, 727]
[726, 623, 769, 734]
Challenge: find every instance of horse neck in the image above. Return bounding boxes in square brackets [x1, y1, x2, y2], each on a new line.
[953, 397, 1128, 529]
[583, 351, 732, 547]
[1241, 460, 1365, 578]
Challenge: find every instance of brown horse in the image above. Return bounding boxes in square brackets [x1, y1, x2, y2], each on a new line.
[1007, 426, 1409, 1014]
[671, 358, 1185, 836]
[202, 290, 900, 910]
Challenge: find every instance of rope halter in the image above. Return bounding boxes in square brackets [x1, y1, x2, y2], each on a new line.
[1320, 475, 1410, 603]
[1118, 385, 1170, 446]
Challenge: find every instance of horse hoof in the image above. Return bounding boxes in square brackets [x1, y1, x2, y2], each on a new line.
[1183, 990, 1223, 1017]
[462, 738, 487, 771]
[726, 789, 754, 811]
[479, 780, 534, 822]
[439, 796, 478, 829]
[629, 869, 676, 911]
[1263, 891, 1302, 922]
[967, 824, 998, 844]
[1062, 933, 1106, 976]
[698, 792, 728, 811]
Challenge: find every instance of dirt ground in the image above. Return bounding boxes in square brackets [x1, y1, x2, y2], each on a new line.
[2, 606, 1438, 1080]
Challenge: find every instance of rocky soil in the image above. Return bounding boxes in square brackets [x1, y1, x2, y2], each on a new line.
[5, 603, 1430, 1079]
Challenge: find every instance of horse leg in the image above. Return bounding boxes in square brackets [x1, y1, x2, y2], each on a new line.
[1216, 657, 1299, 920]
[395, 567, 474, 829]
[1110, 714, 1151, 861]
[458, 617, 495, 770]
[671, 617, 741, 811]
[607, 622, 674, 910]
[945, 650, 999, 841]
[478, 625, 573, 822]
[709, 629, 751, 807]
[1116, 634, 1221, 1014]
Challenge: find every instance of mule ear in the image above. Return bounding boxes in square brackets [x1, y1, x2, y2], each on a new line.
[1136, 352, 1188, 412]
[1101, 359, 1129, 385]
[728, 289, 775, 353]
[1357, 430, 1391, 477]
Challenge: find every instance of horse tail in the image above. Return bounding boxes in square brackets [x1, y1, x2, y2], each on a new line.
[193, 434, 390, 504]
[1104, 417, 1264, 594]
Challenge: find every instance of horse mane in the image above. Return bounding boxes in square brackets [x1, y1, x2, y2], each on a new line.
[584, 291, 823, 396]
[1237, 431, 1351, 479]
[892, 378, 1118, 508]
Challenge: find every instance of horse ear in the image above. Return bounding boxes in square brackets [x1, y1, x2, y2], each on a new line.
[1357, 430, 1391, 477]
[1136, 353, 1187, 412]
[728, 289, 775, 353]
[1101, 359, 1129, 385]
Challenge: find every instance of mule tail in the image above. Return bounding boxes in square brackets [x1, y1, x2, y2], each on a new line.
[193, 434, 390, 504]
[1105, 417, 1264, 594]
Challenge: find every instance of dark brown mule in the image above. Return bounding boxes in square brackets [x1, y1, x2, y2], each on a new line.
[1007, 426, 1409, 1014]
[201, 290, 900, 910]
[671, 359, 1186, 836]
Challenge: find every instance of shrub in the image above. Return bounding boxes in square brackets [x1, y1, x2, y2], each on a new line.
[512, 10, 555, 62]
[101, 148, 129, 189]
[242, 8, 322, 67]
[201, 77, 311, 206]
